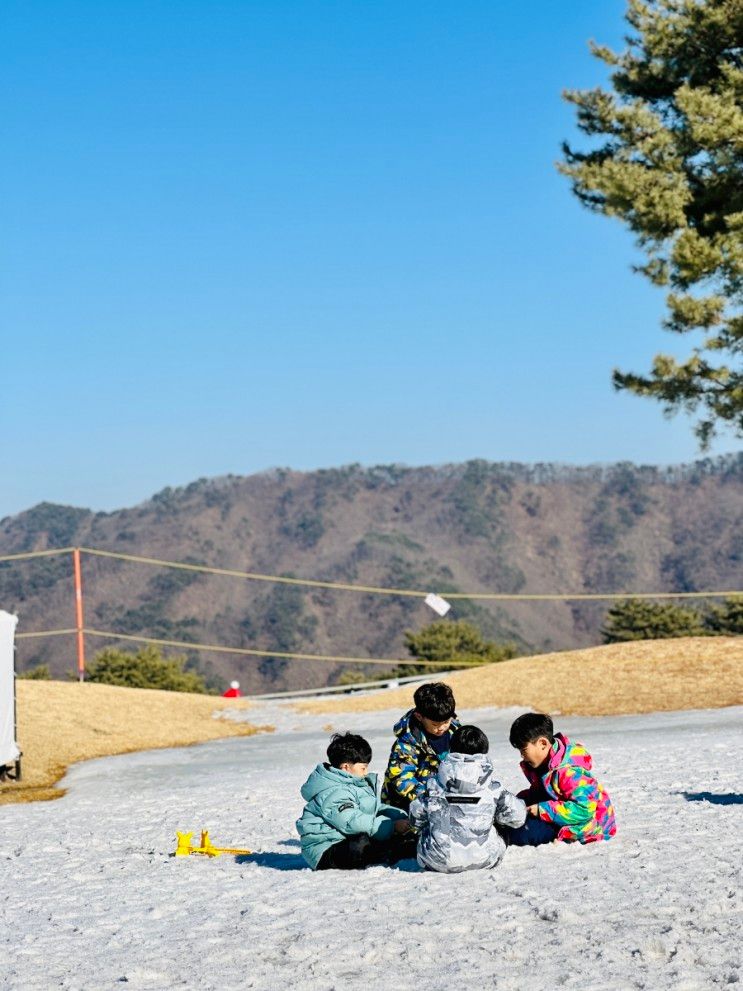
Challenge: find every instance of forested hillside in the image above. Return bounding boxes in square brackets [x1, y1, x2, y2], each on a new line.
[1, 456, 740, 692]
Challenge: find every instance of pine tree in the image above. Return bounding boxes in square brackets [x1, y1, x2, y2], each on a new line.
[560, 0, 743, 446]
[601, 597, 706, 641]
[86, 645, 209, 693]
[703, 595, 743, 632]
[393, 620, 517, 677]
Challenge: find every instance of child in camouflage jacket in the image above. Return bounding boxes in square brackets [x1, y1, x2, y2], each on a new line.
[381, 682, 460, 809]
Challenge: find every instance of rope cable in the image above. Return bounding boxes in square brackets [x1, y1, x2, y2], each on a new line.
[16, 628, 77, 640]
[77, 547, 740, 601]
[0, 545, 738, 600]
[0, 547, 74, 563]
[15, 625, 482, 668]
[81, 628, 483, 668]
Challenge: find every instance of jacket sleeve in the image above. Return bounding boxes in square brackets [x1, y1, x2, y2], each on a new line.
[384, 738, 424, 804]
[320, 790, 396, 841]
[516, 785, 542, 805]
[516, 762, 542, 805]
[536, 765, 601, 827]
[493, 788, 527, 828]
[409, 797, 428, 832]
[379, 803, 409, 823]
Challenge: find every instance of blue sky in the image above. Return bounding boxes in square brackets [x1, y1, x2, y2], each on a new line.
[2, 1, 737, 520]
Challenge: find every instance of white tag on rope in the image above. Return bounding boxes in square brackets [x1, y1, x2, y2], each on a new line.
[424, 592, 451, 617]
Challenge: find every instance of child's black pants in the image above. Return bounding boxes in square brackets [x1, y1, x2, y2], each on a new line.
[317, 832, 417, 870]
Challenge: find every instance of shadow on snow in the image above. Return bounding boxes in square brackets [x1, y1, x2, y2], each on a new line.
[680, 791, 743, 806]
[235, 848, 420, 872]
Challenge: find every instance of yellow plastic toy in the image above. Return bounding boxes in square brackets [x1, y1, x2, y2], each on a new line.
[174, 829, 252, 858]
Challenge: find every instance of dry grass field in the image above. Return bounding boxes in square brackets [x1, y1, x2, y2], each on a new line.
[0, 681, 267, 806]
[297, 637, 743, 717]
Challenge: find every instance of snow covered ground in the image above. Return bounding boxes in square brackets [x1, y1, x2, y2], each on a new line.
[1, 703, 741, 991]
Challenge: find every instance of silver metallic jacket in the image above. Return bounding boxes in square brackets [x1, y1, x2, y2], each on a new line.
[410, 752, 526, 873]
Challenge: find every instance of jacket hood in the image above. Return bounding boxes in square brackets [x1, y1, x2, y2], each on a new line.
[392, 708, 459, 745]
[392, 709, 419, 742]
[520, 733, 593, 779]
[550, 733, 593, 772]
[436, 752, 494, 794]
[300, 762, 377, 802]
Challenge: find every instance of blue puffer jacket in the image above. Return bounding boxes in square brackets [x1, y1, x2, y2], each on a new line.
[296, 763, 408, 870]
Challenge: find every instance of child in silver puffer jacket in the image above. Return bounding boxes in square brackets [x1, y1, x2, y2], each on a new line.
[410, 725, 526, 873]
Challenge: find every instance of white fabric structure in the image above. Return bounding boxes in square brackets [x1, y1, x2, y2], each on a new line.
[0, 610, 20, 766]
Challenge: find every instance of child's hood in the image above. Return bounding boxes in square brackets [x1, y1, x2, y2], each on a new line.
[392, 709, 418, 741]
[520, 733, 593, 779]
[300, 762, 378, 802]
[552, 734, 593, 772]
[392, 708, 460, 744]
[436, 752, 495, 794]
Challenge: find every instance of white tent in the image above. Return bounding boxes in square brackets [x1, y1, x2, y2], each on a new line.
[0, 610, 20, 769]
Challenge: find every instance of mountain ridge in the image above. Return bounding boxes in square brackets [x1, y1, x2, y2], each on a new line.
[2, 454, 740, 693]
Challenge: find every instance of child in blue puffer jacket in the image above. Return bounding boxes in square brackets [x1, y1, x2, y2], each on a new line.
[296, 732, 414, 870]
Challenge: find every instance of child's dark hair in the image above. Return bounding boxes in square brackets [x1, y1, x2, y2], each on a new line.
[413, 682, 456, 720]
[327, 732, 372, 768]
[450, 725, 489, 755]
[509, 712, 555, 749]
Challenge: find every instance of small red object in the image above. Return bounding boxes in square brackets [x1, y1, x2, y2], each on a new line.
[222, 680, 242, 698]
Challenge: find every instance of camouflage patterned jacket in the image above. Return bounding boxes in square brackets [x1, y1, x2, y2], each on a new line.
[381, 709, 461, 809]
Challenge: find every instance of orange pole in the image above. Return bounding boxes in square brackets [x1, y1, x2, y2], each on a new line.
[72, 548, 86, 682]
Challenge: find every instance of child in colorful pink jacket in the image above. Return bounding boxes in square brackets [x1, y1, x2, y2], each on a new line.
[506, 712, 616, 846]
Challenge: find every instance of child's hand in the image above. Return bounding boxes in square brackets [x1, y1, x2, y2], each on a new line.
[394, 819, 412, 834]
[527, 805, 539, 817]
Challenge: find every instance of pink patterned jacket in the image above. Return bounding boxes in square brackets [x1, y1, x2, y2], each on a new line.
[518, 733, 616, 843]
